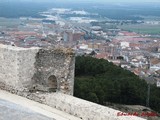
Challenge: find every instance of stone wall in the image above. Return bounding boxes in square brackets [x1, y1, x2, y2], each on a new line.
[17, 46, 40, 91]
[33, 92, 146, 120]
[0, 44, 39, 91]
[0, 44, 75, 95]
[31, 47, 75, 95]
[0, 44, 18, 89]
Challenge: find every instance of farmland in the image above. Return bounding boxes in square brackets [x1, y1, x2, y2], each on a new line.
[118, 24, 160, 35]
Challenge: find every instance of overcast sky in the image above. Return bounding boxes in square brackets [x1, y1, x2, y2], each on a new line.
[2, 0, 160, 2]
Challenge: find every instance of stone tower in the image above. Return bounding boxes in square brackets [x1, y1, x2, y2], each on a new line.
[0, 44, 75, 95]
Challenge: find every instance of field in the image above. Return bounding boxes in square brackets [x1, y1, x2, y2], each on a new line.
[118, 24, 160, 35]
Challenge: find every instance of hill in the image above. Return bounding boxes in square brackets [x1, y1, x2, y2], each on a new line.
[74, 56, 160, 113]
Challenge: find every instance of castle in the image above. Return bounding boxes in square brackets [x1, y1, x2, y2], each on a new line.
[0, 44, 145, 120]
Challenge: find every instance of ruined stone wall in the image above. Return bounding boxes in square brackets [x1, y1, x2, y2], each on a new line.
[31, 47, 75, 95]
[0, 44, 75, 95]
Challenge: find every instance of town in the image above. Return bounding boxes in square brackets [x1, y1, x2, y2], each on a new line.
[0, 8, 159, 88]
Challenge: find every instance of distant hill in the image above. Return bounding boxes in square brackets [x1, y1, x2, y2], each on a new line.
[1, 2, 160, 20]
[74, 56, 160, 113]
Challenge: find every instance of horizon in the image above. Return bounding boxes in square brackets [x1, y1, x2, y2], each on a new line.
[1, 0, 160, 3]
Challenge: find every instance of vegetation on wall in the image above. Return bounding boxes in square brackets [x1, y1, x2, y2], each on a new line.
[74, 56, 160, 112]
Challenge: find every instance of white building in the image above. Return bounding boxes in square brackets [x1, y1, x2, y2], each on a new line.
[120, 42, 130, 48]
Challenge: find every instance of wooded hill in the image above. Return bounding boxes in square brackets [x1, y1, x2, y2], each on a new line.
[74, 56, 160, 113]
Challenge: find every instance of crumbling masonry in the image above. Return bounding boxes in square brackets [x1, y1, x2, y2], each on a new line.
[0, 44, 75, 95]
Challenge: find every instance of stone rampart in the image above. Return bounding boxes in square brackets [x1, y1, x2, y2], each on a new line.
[34, 92, 146, 120]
